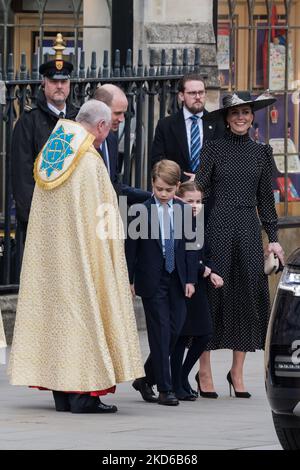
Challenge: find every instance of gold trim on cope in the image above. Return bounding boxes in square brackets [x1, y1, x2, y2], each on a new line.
[34, 119, 97, 190]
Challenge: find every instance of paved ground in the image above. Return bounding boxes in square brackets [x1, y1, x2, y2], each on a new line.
[0, 330, 281, 450]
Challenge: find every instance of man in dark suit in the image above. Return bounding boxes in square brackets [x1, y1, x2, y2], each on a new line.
[151, 73, 225, 181]
[93, 85, 150, 204]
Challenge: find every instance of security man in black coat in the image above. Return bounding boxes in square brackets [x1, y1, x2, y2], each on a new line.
[11, 34, 77, 233]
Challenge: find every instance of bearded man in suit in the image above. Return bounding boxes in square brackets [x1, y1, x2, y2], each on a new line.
[151, 73, 224, 182]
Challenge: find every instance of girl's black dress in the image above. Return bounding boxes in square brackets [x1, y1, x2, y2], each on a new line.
[181, 242, 217, 338]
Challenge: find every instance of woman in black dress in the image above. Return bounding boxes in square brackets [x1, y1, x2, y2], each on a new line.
[195, 92, 285, 397]
[170, 182, 223, 400]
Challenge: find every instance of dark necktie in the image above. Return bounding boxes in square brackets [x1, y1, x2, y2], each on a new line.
[58, 111, 65, 118]
[190, 115, 201, 172]
[163, 204, 175, 274]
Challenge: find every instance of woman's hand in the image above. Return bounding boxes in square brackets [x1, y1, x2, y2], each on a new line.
[210, 273, 224, 288]
[266, 242, 285, 266]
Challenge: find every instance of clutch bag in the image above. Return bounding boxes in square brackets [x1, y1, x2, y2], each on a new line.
[264, 252, 280, 275]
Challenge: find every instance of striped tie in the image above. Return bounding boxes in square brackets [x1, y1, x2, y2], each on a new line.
[190, 115, 201, 172]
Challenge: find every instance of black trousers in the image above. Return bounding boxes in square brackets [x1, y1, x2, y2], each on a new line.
[142, 269, 187, 392]
[52, 391, 99, 412]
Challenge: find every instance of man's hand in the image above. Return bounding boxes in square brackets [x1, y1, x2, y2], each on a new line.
[183, 172, 196, 182]
[185, 283, 195, 298]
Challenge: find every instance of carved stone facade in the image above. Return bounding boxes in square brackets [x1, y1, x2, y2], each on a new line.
[133, 0, 218, 87]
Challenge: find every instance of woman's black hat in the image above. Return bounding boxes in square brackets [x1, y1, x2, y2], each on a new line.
[202, 91, 276, 121]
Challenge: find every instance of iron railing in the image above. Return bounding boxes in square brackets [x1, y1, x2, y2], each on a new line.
[0, 46, 213, 290]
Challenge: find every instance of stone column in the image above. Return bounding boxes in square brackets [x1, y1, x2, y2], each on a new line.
[83, 0, 111, 70]
[133, 0, 219, 89]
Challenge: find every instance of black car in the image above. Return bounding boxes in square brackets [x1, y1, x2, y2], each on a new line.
[265, 247, 300, 449]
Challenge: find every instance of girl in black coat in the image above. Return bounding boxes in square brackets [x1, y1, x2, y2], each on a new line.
[170, 182, 223, 400]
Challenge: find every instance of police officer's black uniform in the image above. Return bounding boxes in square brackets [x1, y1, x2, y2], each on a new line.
[11, 58, 77, 226]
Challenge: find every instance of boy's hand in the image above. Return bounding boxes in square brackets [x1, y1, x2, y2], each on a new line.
[203, 266, 212, 278]
[185, 283, 195, 298]
[130, 284, 136, 298]
[210, 273, 224, 288]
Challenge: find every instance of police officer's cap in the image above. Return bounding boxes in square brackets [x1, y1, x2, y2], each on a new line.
[39, 59, 73, 80]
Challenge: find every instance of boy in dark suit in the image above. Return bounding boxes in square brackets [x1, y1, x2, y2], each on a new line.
[125, 160, 198, 406]
[170, 182, 223, 401]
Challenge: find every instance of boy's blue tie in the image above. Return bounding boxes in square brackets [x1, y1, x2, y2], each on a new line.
[163, 205, 175, 274]
[190, 115, 201, 172]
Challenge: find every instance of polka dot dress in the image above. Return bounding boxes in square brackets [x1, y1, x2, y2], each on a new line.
[195, 130, 278, 352]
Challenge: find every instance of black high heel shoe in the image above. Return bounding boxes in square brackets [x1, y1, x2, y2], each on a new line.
[226, 371, 251, 398]
[195, 372, 218, 399]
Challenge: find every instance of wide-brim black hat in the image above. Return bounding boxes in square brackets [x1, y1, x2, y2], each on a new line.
[39, 59, 73, 79]
[202, 91, 276, 121]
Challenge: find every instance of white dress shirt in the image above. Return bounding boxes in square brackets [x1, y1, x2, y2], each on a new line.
[47, 102, 66, 117]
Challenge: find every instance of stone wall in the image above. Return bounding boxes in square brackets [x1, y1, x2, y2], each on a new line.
[133, 0, 218, 87]
[0, 295, 18, 346]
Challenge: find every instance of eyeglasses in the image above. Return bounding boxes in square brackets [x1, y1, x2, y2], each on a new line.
[185, 90, 206, 97]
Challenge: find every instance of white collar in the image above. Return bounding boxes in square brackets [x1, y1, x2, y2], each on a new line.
[154, 196, 174, 208]
[183, 106, 203, 121]
[47, 102, 67, 117]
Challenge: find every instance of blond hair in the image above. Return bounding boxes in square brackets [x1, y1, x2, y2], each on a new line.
[151, 159, 181, 186]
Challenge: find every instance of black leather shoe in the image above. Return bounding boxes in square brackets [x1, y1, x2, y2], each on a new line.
[52, 391, 70, 411]
[69, 394, 118, 413]
[158, 391, 179, 406]
[175, 392, 196, 401]
[174, 387, 196, 401]
[93, 399, 118, 413]
[182, 381, 198, 398]
[132, 378, 158, 403]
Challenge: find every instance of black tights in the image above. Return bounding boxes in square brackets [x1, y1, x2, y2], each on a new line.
[171, 334, 212, 394]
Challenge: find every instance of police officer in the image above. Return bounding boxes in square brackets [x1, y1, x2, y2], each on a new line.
[11, 34, 77, 233]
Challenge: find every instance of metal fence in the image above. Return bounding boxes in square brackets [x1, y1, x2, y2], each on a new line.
[0, 46, 210, 290]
